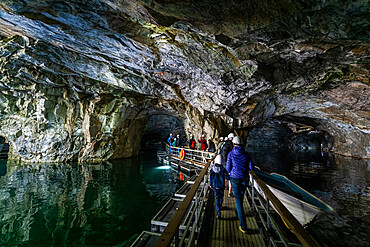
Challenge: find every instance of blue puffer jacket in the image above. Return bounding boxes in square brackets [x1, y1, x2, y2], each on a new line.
[226, 146, 253, 180]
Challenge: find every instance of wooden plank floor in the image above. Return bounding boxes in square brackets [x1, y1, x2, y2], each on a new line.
[209, 189, 266, 247]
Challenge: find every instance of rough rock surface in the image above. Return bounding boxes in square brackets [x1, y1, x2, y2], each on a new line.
[0, 0, 369, 162]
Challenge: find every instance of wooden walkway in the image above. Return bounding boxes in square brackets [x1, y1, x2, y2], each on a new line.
[209, 189, 266, 247]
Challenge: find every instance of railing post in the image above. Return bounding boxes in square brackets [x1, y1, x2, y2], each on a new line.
[251, 176, 255, 202]
[175, 228, 179, 247]
[195, 190, 198, 232]
[266, 198, 271, 229]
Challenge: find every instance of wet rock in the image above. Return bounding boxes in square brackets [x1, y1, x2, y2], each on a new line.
[0, 0, 368, 161]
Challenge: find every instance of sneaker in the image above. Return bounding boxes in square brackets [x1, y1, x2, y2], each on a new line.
[217, 214, 221, 219]
[228, 192, 234, 197]
[239, 226, 248, 234]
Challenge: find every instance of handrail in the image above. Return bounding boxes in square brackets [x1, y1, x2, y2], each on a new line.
[165, 143, 216, 156]
[154, 156, 214, 247]
[250, 171, 320, 247]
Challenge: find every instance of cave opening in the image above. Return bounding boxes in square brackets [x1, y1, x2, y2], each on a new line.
[0, 136, 9, 160]
[245, 116, 335, 174]
[140, 114, 186, 149]
[246, 116, 334, 151]
[0, 136, 9, 177]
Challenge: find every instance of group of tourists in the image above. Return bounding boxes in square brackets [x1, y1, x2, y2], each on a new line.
[167, 133, 182, 147]
[166, 132, 254, 234]
[167, 133, 227, 154]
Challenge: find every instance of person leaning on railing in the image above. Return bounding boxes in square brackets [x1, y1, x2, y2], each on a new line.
[226, 136, 254, 234]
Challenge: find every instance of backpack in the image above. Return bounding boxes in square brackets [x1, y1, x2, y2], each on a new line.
[210, 164, 226, 190]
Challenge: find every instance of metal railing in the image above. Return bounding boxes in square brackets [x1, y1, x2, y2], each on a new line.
[249, 171, 320, 247]
[154, 152, 215, 247]
[156, 144, 320, 247]
[165, 144, 216, 168]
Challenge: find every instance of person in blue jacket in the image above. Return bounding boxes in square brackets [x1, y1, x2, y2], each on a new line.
[226, 136, 254, 234]
[167, 134, 174, 146]
[210, 155, 228, 219]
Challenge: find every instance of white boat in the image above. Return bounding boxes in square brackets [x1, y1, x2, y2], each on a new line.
[251, 168, 334, 226]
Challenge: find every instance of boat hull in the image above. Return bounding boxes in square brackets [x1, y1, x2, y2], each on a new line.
[250, 173, 331, 226]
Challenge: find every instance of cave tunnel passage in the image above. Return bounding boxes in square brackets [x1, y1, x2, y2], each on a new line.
[0, 136, 9, 159]
[140, 114, 186, 149]
[245, 116, 335, 174]
[246, 116, 334, 151]
[0, 136, 9, 177]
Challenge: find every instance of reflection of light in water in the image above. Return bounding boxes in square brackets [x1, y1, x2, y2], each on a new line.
[156, 165, 171, 170]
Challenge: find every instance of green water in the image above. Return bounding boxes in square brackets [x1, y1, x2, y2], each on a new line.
[0, 153, 183, 247]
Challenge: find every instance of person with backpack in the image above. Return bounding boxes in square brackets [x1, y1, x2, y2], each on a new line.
[221, 133, 235, 196]
[226, 136, 254, 234]
[210, 155, 228, 219]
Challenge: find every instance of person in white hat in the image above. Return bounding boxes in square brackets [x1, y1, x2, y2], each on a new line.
[221, 133, 235, 197]
[198, 134, 208, 151]
[217, 137, 225, 154]
[207, 137, 216, 153]
[210, 155, 228, 219]
[167, 133, 174, 146]
[189, 134, 196, 149]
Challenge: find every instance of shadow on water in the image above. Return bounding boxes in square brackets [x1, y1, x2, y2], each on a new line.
[0, 152, 183, 247]
[247, 147, 370, 247]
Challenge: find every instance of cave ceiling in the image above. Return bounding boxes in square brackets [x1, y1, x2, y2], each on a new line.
[0, 0, 369, 162]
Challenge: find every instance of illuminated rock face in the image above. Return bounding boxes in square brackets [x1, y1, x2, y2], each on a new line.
[0, 0, 368, 162]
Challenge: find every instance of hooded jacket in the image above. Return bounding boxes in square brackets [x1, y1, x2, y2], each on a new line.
[226, 146, 253, 180]
[210, 164, 227, 190]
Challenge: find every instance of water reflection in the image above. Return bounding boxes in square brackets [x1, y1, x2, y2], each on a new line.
[0, 154, 182, 247]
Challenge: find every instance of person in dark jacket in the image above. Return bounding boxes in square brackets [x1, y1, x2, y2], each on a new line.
[221, 133, 234, 164]
[221, 133, 235, 196]
[226, 136, 253, 234]
[198, 134, 208, 151]
[207, 137, 216, 153]
[176, 134, 181, 147]
[189, 134, 196, 149]
[216, 137, 224, 154]
[210, 155, 228, 219]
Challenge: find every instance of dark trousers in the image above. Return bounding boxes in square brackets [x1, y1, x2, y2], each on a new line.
[230, 177, 248, 230]
[213, 188, 224, 216]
